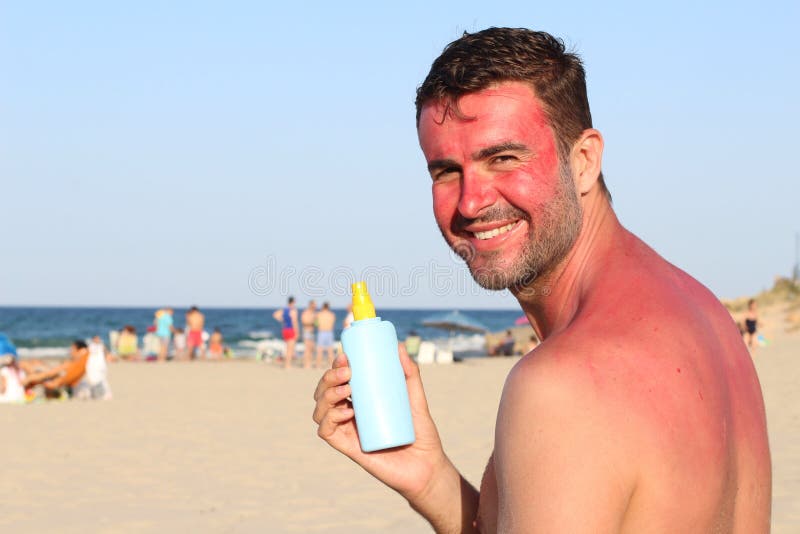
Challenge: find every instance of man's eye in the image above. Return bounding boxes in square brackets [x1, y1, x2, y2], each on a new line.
[433, 168, 460, 181]
[492, 155, 517, 164]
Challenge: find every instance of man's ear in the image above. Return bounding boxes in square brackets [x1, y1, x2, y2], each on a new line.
[571, 129, 604, 196]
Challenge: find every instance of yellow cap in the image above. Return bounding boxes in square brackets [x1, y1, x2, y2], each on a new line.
[351, 281, 376, 321]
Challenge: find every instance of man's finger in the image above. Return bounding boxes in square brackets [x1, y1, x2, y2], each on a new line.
[398, 342, 421, 380]
[313, 364, 351, 401]
[317, 406, 355, 440]
[332, 352, 348, 369]
[312, 384, 352, 424]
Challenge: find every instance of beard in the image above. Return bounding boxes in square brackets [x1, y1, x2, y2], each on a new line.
[442, 163, 583, 291]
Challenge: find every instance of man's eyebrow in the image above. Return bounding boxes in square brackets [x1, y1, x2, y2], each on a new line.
[472, 142, 531, 160]
[427, 158, 461, 173]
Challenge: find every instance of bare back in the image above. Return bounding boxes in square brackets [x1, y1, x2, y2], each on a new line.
[187, 311, 204, 331]
[316, 309, 336, 332]
[478, 231, 771, 533]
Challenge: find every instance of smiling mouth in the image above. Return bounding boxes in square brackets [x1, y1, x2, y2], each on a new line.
[472, 221, 519, 240]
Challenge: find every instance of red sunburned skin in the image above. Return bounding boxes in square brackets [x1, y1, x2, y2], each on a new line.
[418, 82, 563, 271]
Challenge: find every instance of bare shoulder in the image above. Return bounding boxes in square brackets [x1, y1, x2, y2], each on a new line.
[494, 339, 640, 532]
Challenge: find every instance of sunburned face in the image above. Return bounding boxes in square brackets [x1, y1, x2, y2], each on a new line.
[418, 82, 582, 290]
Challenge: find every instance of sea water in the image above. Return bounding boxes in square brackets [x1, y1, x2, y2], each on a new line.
[0, 306, 522, 359]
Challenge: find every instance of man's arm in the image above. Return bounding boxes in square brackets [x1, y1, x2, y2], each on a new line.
[494, 356, 635, 533]
[408, 463, 480, 534]
[45, 354, 89, 389]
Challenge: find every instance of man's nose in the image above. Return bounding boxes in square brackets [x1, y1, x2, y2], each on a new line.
[457, 170, 497, 219]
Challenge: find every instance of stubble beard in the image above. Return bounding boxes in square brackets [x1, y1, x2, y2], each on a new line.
[442, 163, 583, 292]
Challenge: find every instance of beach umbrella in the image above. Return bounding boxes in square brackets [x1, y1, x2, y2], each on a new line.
[514, 314, 529, 326]
[421, 310, 488, 334]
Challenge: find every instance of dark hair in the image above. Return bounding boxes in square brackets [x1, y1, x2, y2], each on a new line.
[73, 339, 88, 350]
[415, 27, 609, 199]
[322, 301, 330, 310]
[288, 296, 295, 305]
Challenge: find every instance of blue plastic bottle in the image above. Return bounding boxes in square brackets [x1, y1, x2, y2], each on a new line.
[341, 281, 416, 452]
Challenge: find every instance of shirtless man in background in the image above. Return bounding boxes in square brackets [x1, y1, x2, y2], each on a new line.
[314, 302, 336, 368]
[301, 300, 318, 369]
[185, 306, 205, 360]
[314, 28, 771, 533]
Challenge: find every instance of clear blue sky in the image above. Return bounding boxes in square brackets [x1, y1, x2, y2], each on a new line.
[1, 1, 797, 309]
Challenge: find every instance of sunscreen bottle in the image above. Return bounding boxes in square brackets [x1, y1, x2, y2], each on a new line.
[341, 281, 416, 452]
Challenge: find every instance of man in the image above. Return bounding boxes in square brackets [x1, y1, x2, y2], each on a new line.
[301, 300, 318, 369]
[185, 306, 206, 360]
[24, 340, 90, 397]
[154, 307, 174, 362]
[273, 296, 299, 369]
[313, 28, 771, 533]
[314, 302, 336, 369]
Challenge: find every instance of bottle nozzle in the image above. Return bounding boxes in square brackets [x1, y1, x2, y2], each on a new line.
[351, 281, 376, 321]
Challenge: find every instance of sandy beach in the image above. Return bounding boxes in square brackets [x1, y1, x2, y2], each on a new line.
[1, 305, 797, 533]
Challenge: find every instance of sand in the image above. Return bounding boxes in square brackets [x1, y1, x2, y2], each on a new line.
[1, 306, 797, 533]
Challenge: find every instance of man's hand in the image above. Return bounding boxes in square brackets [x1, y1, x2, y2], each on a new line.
[313, 344, 448, 501]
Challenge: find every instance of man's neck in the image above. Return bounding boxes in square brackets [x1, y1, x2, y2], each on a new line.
[512, 192, 621, 340]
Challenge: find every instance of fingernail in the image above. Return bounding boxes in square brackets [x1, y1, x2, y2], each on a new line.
[336, 385, 348, 395]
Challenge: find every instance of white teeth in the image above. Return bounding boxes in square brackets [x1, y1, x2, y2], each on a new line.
[474, 222, 516, 240]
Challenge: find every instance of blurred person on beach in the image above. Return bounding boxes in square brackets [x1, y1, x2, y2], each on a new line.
[208, 328, 224, 360]
[0, 333, 26, 403]
[313, 28, 771, 533]
[142, 326, 160, 361]
[314, 302, 336, 368]
[185, 306, 206, 360]
[273, 296, 299, 369]
[301, 300, 317, 369]
[526, 334, 540, 353]
[490, 330, 516, 356]
[116, 325, 140, 361]
[24, 340, 89, 398]
[154, 308, 174, 362]
[342, 303, 354, 330]
[73, 335, 112, 400]
[172, 328, 187, 360]
[745, 298, 759, 349]
[404, 330, 422, 361]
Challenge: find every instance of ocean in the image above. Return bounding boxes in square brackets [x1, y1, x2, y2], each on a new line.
[0, 306, 524, 359]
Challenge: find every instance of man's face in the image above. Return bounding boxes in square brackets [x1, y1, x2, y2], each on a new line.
[418, 82, 582, 290]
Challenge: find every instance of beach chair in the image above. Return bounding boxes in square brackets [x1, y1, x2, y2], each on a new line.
[416, 341, 436, 364]
[435, 348, 454, 364]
